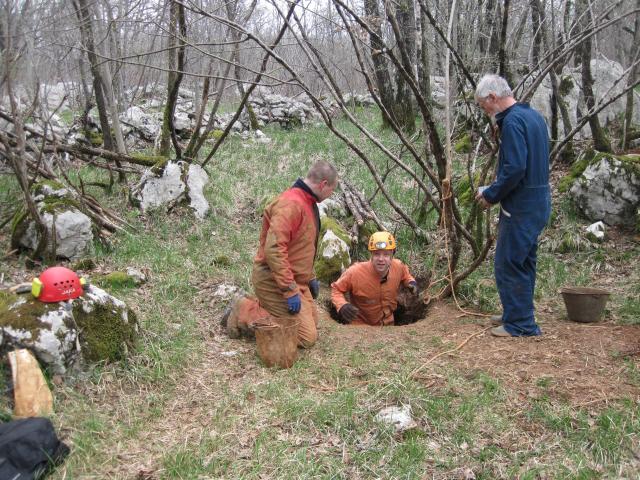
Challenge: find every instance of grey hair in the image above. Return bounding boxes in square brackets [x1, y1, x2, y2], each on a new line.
[475, 74, 513, 99]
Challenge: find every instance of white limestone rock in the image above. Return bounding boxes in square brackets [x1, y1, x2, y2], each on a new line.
[570, 155, 640, 226]
[375, 405, 417, 433]
[130, 161, 210, 219]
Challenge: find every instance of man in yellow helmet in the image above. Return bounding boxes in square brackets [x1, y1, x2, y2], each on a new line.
[330, 232, 418, 326]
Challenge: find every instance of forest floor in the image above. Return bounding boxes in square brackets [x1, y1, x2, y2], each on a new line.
[1, 111, 640, 479]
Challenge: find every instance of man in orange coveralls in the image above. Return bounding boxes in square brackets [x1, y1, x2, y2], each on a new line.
[331, 231, 418, 326]
[225, 161, 338, 347]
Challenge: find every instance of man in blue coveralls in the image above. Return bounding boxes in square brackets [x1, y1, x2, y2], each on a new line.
[474, 74, 551, 337]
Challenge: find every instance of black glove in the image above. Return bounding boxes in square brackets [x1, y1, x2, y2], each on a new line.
[338, 303, 359, 324]
[309, 279, 320, 299]
[408, 281, 418, 296]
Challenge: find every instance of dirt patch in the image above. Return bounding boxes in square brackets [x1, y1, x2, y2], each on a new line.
[324, 300, 640, 406]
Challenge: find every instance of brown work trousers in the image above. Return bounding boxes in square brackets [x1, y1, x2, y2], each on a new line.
[227, 267, 319, 348]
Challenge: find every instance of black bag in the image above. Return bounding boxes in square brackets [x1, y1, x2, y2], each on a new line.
[0, 417, 70, 480]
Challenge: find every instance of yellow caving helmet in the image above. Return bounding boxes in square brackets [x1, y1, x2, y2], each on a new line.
[368, 231, 396, 251]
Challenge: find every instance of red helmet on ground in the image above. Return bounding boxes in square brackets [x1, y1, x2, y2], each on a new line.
[32, 266, 85, 303]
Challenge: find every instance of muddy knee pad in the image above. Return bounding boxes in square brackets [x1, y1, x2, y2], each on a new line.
[227, 295, 267, 339]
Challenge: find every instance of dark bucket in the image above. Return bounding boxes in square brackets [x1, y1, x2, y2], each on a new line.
[254, 317, 299, 368]
[560, 287, 611, 323]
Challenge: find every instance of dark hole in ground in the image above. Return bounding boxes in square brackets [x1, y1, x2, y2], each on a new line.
[324, 277, 430, 326]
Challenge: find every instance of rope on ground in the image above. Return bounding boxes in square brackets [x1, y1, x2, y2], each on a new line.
[409, 326, 492, 378]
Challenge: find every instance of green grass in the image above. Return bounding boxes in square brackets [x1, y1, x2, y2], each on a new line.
[1, 108, 639, 479]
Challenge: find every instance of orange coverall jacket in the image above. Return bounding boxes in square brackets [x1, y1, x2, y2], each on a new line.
[331, 259, 415, 326]
[253, 183, 319, 299]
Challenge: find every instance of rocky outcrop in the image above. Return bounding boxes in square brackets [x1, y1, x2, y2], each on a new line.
[530, 59, 640, 139]
[0, 285, 138, 374]
[11, 181, 93, 260]
[570, 154, 640, 226]
[130, 160, 210, 219]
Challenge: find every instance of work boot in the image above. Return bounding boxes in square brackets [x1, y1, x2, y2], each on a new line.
[224, 295, 243, 339]
[490, 325, 512, 337]
[490, 314, 503, 326]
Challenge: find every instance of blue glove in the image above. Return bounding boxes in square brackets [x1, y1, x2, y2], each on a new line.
[309, 279, 320, 299]
[408, 281, 418, 296]
[287, 294, 301, 314]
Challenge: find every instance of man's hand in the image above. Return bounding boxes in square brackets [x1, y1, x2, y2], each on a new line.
[408, 281, 419, 296]
[338, 303, 359, 324]
[308, 279, 320, 299]
[475, 191, 491, 210]
[287, 294, 301, 314]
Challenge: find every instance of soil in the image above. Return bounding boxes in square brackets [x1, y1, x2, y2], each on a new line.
[321, 300, 640, 406]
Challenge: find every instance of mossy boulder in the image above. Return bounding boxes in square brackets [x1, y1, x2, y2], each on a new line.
[0, 285, 138, 373]
[11, 181, 93, 260]
[315, 217, 351, 283]
[569, 153, 640, 226]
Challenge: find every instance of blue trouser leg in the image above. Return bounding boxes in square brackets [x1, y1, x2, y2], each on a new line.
[494, 212, 543, 336]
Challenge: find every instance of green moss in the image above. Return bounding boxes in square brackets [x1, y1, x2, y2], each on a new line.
[0, 291, 52, 340]
[315, 248, 350, 283]
[559, 75, 574, 96]
[131, 152, 168, 167]
[558, 157, 591, 193]
[72, 301, 137, 362]
[562, 152, 640, 194]
[207, 129, 225, 140]
[71, 258, 97, 271]
[31, 180, 65, 196]
[59, 109, 74, 125]
[454, 134, 472, 154]
[320, 216, 351, 245]
[93, 271, 137, 289]
[40, 196, 81, 215]
[150, 157, 171, 176]
[315, 216, 351, 283]
[88, 131, 103, 147]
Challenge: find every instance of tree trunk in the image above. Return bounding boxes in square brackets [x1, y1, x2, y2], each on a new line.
[226, 1, 259, 131]
[622, 1, 640, 150]
[576, 0, 612, 152]
[159, 0, 186, 158]
[389, 0, 416, 133]
[498, 0, 512, 85]
[72, 0, 114, 152]
[530, 0, 543, 66]
[364, 0, 395, 128]
[417, 8, 432, 103]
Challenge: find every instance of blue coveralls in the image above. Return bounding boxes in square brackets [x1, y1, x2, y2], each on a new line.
[483, 103, 551, 336]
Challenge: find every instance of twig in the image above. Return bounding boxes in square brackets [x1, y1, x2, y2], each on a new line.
[410, 326, 492, 377]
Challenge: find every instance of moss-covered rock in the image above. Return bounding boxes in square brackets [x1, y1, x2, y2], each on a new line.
[315, 217, 351, 283]
[72, 286, 138, 363]
[569, 152, 640, 226]
[0, 285, 139, 371]
[0, 290, 80, 374]
[11, 182, 94, 260]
